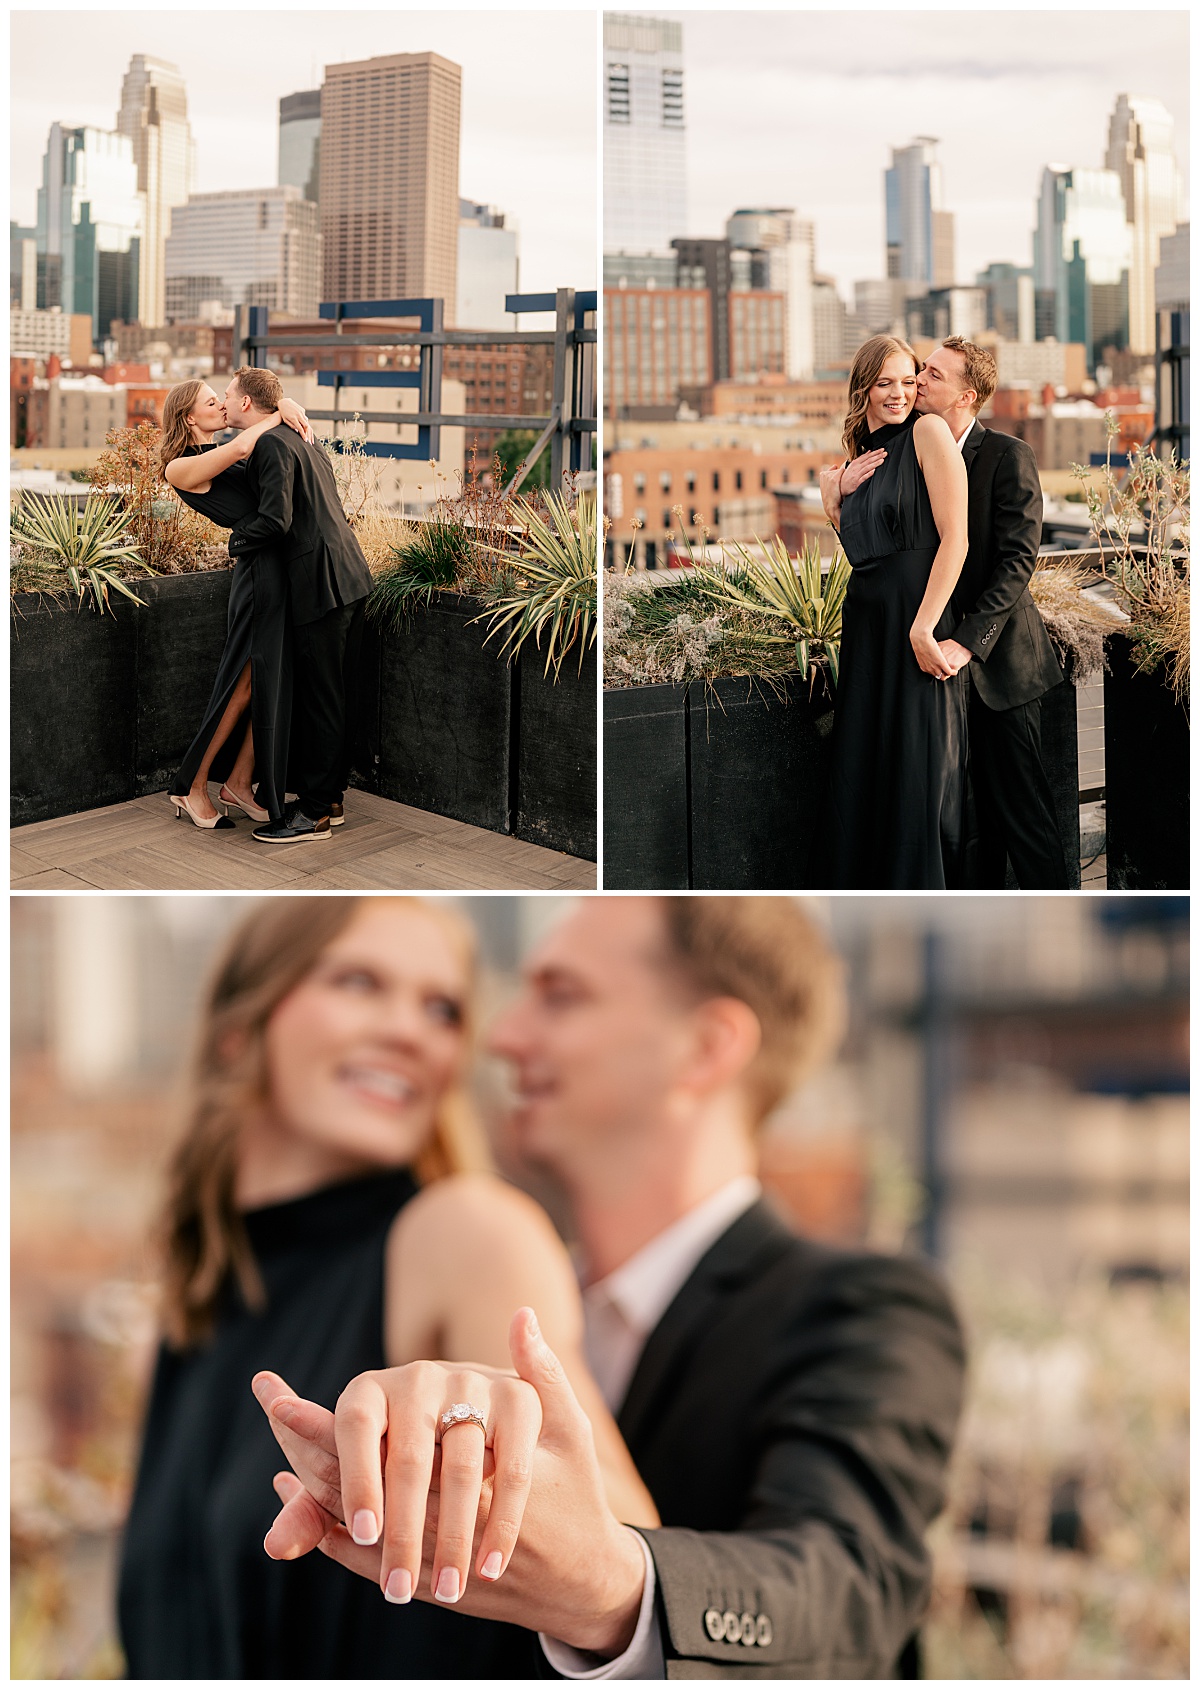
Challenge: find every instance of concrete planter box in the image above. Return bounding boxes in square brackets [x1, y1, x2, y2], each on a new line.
[11, 573, 596, 861]
[603, 673, 835, 889]
[1103, 633, 1189, 889]
[604, 671, 1083, 890]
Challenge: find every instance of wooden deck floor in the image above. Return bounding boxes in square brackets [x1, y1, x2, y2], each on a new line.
[11, 788, 596, 893]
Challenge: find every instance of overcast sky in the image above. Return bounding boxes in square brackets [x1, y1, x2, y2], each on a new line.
[664, 10, 1189, 295]
[10, 9, 598, 294]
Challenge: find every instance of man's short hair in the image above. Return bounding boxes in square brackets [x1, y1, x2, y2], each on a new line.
[230, 365, 283, 412]
[655, 897, 846, 1123]
[941, 337, 997, 414]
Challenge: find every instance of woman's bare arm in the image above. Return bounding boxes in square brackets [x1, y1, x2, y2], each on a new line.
[385, 1176, 660, 1529]
[164, 412, 282, 492]
[911, 413, 969, 679]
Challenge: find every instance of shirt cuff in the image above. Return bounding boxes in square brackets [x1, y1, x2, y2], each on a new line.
[539, 1530, 664, 1679]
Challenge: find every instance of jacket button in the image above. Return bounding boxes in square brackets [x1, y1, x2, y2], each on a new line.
[757, 1615, 774, 1647]
[722, 1611, 741, 1642]
[704, 1609, 724, 1641]
[739, 1613, 757, 1646]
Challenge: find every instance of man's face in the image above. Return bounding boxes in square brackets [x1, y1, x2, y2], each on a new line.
[916, 346, 974, 423]
[223, 377, 252, 431]
[486, 900, 701, 1175]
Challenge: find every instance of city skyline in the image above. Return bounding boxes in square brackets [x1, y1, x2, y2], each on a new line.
[657, 11, 1188, 297]
[10, 11, 597, 299]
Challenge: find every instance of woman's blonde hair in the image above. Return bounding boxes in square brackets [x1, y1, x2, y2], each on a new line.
[160, 896, 490, 1349]
[841, 334, 921, 460]
[158, 379, 208, 477]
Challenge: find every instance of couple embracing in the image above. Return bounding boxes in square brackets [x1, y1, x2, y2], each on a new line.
[118, 894, 965, 1678]
[819, 335, 1070, 891]
[159, 367, 372, 845]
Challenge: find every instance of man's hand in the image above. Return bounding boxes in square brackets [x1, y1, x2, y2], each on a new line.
[254, 1310, 647, 1658]
[937, 638, 974, 674]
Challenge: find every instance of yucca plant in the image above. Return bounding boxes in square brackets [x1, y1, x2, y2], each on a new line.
[10, 492, 152, 614]
[477, 491, 597, 678]
[713, 535, 852, 685]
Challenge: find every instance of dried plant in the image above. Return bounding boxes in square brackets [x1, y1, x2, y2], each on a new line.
[89, 423, 225, 575]
[1029, 554, 1125, 679]
[1073, 426, 1189, 706]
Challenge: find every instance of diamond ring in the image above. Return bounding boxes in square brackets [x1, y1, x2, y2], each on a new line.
[438, 1401, 487, 1439]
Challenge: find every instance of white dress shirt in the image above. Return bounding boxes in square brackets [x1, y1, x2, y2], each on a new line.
[541, 1176, 763, 1680]
[953, 414, 977, 450]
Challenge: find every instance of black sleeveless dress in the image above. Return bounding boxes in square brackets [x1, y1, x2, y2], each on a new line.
[169, 446, 293, 823]
[117, 1171, 540, 1679]
[822, 413, 968, 889]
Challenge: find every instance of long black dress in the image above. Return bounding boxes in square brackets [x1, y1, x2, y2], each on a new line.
[117, 1170, 540, 1678]
[169, 447, 292, 823]
[822, 412, 968, 889]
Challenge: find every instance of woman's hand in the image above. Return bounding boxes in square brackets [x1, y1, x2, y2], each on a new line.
[254, 1355, 543, 1606]
[279, 396, 313, 442]
[910, 621, 958, 679]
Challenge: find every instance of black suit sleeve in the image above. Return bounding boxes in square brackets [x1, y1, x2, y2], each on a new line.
[228, 433, 294, 555]
[954, 436, 1043, 662]
[639, 1256, 965, 1678]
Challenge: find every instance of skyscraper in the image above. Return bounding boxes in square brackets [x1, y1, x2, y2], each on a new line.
[885, 137, 955, 290]
[35, 123, 142, 343]
[319, 52, 460, 309]
[1105, 94, 1181, 355]
[279, 90, 322, 205]
[603, 13, 687, 256]
[457, 201, 518, 330]
[1034, 166, 1132, 372]
[117, 54, 194, 328]
[164, 187, 322, 321]
[725, 209, 815, 380]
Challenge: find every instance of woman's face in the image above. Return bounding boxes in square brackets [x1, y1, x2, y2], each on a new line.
[258, 903, 470, 1179]
[864, 352, 917, 430]
[186, 384, 227, 436]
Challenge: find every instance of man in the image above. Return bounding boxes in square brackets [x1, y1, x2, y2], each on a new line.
[223, 367, 374, 844]
[832, 338, 1069, 888]
[255, 897, 966, 1677]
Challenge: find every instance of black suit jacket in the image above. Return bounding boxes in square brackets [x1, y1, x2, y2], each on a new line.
[620, 1202, 965, 1679]
[228, 428, 373, 627]
[952, 422, 1063, 710]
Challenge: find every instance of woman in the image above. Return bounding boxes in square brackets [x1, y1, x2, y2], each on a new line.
[117, 896, 657, 1679]
[161, 382, 308, 830]
[818, 335, 969, 889]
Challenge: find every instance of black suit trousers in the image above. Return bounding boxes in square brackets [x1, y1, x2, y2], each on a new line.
[969, 686, 1070, 889]
[292, 601, 364, 818]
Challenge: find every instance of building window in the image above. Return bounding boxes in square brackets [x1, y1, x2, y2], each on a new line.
[686, 471, 696, 493]
[760, 469, 768, 489]
[633, 472, 646, 493]
[659, 471, 671, 491]
[735, 469, 743, 490]
[661, 69, 684, 128]
[607, 64, 630, 124]
[711, 470, 720, 491]
[663, 507, 674, 529]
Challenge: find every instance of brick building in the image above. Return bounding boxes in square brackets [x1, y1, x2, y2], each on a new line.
[605, 439, 839, 566]
[605, 286, 711, 418]
[681, 374, 847, 425]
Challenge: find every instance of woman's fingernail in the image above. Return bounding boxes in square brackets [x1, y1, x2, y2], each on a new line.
[435, 1567, 462, 1603]
[527, 1310, 540, 1339]
[384, 1568, 413, 1604]
[351, 1510, 379, 1545]
[481, 1551, 503, 1580]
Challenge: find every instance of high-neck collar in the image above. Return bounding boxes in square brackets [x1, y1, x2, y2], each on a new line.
[240, 1168, 418, 1258]
[864, 411, 916, 451]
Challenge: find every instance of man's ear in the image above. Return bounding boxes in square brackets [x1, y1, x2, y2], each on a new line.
[678, 997, 762, 1099]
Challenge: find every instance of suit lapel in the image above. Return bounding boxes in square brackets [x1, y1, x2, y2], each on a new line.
[617, 1200, 795, 1451]
[961, 419, 986, 474]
